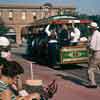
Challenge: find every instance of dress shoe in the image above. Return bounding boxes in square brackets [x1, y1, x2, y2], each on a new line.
[86, 85, 97, 88]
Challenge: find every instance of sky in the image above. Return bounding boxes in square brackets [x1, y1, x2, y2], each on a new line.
[0, 0, 100, 15]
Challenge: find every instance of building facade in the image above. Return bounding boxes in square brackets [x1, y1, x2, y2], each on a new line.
[0, 3, 76, 45]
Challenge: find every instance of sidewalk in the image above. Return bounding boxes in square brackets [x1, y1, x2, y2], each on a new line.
[31, 64, 100, 100]
[15, 57, 100, 100]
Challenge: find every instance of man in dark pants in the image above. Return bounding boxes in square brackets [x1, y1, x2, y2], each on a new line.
[48, 30, 58, 67]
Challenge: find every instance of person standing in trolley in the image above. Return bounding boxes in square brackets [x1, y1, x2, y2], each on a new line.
[45, 25, 58, 67]
[87, 22, 100, 88]
[70, 24, 81, 46]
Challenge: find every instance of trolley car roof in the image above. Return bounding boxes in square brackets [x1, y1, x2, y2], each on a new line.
[31, 15, 91, 27]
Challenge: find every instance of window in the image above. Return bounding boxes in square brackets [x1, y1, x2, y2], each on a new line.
[32, 12, 36, 16]
[8, 11, 13, 20]
[32, 12, 37, 20]
[0, 11, 2, 16]
[22, 12, 26, 20]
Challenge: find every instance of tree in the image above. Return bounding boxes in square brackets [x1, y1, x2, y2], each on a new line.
[0, 17, 9, 35]
[89, 15, 100, 27]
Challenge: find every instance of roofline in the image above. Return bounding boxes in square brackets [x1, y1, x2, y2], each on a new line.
[0, 3, 76, 9]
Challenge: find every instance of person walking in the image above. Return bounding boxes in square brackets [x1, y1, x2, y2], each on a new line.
[87, 22, 100, 88]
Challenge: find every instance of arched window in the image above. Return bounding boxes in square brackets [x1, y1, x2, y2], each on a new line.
[0, 11, 2, 16]
[32, 12, 37, 20]
[8, 11, 13, 20]
[22, 12, 26, 20]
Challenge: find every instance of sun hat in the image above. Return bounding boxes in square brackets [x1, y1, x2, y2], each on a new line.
[89, 22, 99, 28]
[0, 37, 10, 46]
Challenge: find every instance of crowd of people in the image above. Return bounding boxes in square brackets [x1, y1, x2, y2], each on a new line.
[0, 21, 100, 100]
[0, 36, 57, 100]
[46, 21, 100, 88]
[45, 24, 82, 46]
[45, 23, 82, 66]
[0, 36, 41, 100]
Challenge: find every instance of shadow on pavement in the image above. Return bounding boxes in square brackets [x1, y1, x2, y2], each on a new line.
[21, 54, 49, 66]
[59, 64, 85, 70]
[50, 64, 86, 71]
[56, 74, 88, 87]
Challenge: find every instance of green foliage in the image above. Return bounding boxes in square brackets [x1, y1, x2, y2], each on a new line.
[77, 14, 100, 27]
[0, 17, 9, 35]
[0, 25, 9, 35]
[89, 15, 100, 27]
[76, 14, 100, 37]
[78, 14, 89, 19]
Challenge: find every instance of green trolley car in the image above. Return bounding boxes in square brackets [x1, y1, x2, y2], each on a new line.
[28, 15, 92, 65]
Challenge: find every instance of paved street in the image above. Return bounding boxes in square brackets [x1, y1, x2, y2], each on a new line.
[58, 64, 100, 87]
[11, 45, 100, 100]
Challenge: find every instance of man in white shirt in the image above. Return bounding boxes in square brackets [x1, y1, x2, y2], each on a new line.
[45, 24, 51, 36]
[70, 27, 81, 46]
[87, 22, 100, 88]
[45, 24, 57, 37]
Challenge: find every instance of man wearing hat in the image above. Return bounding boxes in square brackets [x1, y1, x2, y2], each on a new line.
[87, 22, 100, 88]
[0, 36, 12, 77]
[0, 37, 23, 90]
[0, 36, 12, 60]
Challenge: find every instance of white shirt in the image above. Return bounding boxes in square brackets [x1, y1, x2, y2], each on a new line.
[90, 30, 100, 51]
[70, 27, 81, 43]
[45, 25, 51, 36]
[45, 24, 57, 37]
[48, 40, 58, 43]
